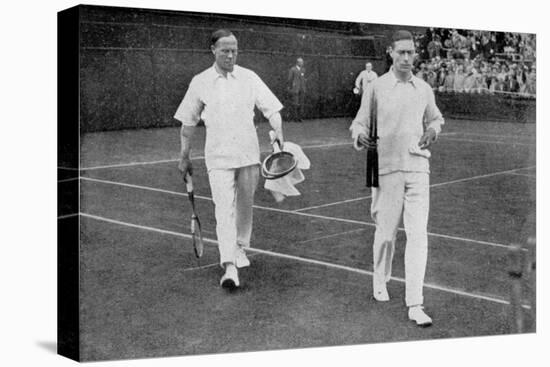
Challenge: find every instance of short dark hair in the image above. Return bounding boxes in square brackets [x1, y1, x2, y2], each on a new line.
[211, 29, 234, 46]
[391, 30, 414, 47]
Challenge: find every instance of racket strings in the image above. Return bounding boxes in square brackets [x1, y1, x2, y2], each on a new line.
[266, 154, 295, 174]
[262, 150, 297, 179]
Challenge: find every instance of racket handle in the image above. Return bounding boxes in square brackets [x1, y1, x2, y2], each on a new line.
[269, 130, 277, 142]
[269, 130, 283, 152]
[185, 173, 194, 192]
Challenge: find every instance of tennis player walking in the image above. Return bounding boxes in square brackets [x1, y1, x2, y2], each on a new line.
[349, 30, 444, 326]
[174, 29, 285, 289]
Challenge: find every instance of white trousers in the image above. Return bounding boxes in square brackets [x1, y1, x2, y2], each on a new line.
[208, 165, 259, 266]
[371, 171, 429, 306]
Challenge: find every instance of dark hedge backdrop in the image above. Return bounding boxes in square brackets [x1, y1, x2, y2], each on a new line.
[77, 5, 534, 132]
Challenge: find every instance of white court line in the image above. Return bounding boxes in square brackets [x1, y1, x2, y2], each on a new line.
[80, 212, 530, 309]
[182, 252, 263, 272]
[506, 172, 536, 178]
[441, 137, 533, 146]
[83, 176, 197, 198]
[80, 158, 201, 171]
[453, 132, 535, 140]
[79, 142, 352, 171]
[78, 132, 485, 171]
[58, 177, 80, 183]
[430, 165, 536, 188]
[181, 263, 220, 272]
[295, 195, 372, 212]
[299, 141, 352, 149]
[296, 165, 536, 212]
[58, 213, 79, 220]
[80, 176, 521, 251]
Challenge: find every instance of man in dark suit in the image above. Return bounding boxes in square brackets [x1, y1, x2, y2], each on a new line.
[504, 69, 520, 93]
[287, 57, 306, 122]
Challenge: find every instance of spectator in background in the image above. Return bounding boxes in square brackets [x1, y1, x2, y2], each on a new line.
[468, 31, 481, 59]
[443, 64, 455, 92]
[426, 64, 438, 89]
[453, 64, 466, 92]
[354, 62, 378, 95]
[451, 30, 467, 55]
[415, 62, 427, 81]
[504, 68, 520, 93]
[385, 46, 393, 72]
[437, 63, 448, 91]
[427, 35, 442, 59]
[516, 66, 527, 93]
[425, 27, 437, 42]
[287, 57, 307, 122]
[488, 66, 499, 92]
[522, 37, 536, 61]
[495, 64, 507, 91]
[433, 56, 442, 69]
[443, 37, 453, 59]
[411, 27, 535, 97]
[475, 68, 488, 92]
[481, 33, 497, 61]
[503, 33, 517, 54]
[415, 38, 429, 61]
[524, 66, 536, 94]
[463, 66, 477, 93]
[494, 33, 505, 53]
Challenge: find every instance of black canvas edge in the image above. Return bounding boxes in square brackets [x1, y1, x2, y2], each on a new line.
[57, 4, 81, 362]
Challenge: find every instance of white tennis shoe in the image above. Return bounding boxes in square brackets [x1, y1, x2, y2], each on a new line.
[235, 247, 250, 268]
[220, 264, 240, 288]
[408, 306, 432, 327]
[373, 282, 390, 302]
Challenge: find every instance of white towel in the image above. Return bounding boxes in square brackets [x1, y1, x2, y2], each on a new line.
[264, 142, 310, 202]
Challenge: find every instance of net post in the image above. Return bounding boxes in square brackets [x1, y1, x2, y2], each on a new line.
[525, 237, 536, 324]
[508, 243, 524, 333]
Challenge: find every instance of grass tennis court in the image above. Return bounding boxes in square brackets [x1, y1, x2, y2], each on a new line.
[60, 117, 536, 361]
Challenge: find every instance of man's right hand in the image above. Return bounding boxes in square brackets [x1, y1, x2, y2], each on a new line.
[357, 133, 377, 149]
[178, 156, 193, 179]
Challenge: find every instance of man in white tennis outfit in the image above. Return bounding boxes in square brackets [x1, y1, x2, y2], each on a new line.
[174, 29, 284, 289]
[349, 30, 444, 326]
[354, 62, 378, 95]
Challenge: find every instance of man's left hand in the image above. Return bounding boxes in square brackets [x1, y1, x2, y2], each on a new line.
[273, 129, 284, 150]
[418, 128, 437, 149]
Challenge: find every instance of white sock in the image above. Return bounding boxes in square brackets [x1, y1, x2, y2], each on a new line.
[225, 263, 236, 272]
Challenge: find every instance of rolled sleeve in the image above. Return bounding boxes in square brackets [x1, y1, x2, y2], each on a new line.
[424, 86, 444, 135]
[174, 77, 204, 127]
[253, 73, 283, 119]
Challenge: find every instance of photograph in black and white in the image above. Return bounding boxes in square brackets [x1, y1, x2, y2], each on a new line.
[57, 4, 536, 362]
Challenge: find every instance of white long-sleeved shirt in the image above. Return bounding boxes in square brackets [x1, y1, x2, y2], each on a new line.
[174, 64, 283, 171]
[349, 68, 444, 175]
[355, 70, 378, 93]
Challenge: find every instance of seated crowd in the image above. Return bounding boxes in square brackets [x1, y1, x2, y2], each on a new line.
[410, 28, 536, 96]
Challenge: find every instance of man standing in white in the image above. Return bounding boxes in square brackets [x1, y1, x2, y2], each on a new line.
[349, 30, 444, 326]
[174, 29, 284, 289]
[354, 62, 378, 95]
